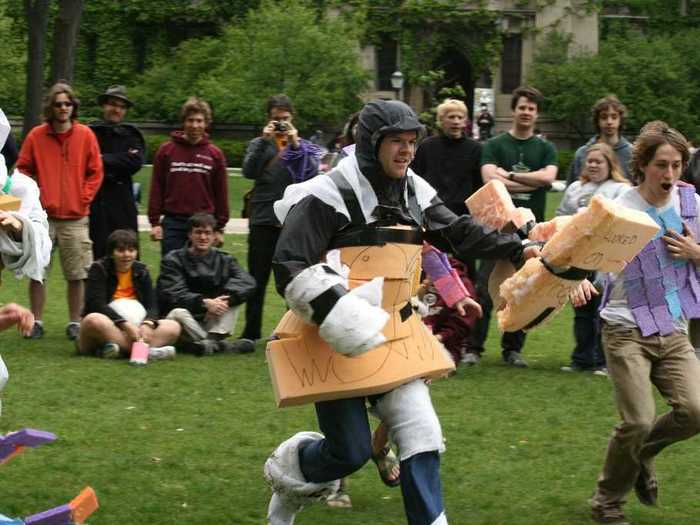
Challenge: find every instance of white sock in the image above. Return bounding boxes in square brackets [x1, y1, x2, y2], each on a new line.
[267, 492, 300, 525]
[148, 346, 175, 360]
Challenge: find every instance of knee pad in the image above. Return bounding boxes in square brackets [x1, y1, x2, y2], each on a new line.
[373, 380, 444, 461]
[0, 356, 8, 392]
[264, 431, 340, 506]
[0, 356, 8, 417]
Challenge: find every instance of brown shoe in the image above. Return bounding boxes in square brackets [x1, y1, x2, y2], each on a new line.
[591, 502, 630, 525]
[634, 463, 658, 506]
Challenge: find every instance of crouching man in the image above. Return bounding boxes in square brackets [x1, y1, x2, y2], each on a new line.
[76, 229, 181, 359]
[264, 100, 540, 525]
[157, 213, 257, 355]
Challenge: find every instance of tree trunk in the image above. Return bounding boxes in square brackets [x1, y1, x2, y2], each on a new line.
[22, 0, 50, 138]
[50, 0, 84, 84]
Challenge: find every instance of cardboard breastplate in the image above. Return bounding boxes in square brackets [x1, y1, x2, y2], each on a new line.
[266, 237, 454, 407]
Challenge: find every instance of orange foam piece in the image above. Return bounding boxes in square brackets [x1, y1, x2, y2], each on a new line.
[497, 196, 661, 332]
[0, 194, 20, 211]
[465, 180, 516, 231]
[69, 486, 99, 524]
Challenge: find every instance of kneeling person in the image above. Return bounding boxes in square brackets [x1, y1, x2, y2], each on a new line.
[76, 229, 181, 359]
[157, 213, 256, 355]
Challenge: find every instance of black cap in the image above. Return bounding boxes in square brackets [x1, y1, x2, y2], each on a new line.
[97, 85, 133, 108]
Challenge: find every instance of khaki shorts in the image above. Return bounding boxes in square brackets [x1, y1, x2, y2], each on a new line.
[47, 217, 93, 281]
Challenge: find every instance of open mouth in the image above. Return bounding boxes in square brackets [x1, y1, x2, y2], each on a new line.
[661, 182, 672, 191]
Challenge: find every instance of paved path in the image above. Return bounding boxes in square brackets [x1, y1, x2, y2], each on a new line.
[138, 215, 249, 234]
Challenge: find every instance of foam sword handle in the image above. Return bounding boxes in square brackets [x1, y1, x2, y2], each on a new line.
[421, 243, 469, 308]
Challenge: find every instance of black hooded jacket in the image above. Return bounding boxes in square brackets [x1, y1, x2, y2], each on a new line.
[272, 100, 524, 298]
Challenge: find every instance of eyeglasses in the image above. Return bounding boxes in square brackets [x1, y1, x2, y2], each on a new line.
[53, 101, 74, 108]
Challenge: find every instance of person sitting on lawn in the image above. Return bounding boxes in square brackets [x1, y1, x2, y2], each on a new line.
[76, 229, 181, 359]
[157, 212, 257, 355]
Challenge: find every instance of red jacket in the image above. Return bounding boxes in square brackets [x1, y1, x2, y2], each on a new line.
[17, 122, 104, 219]
[148, 131, 229, 230]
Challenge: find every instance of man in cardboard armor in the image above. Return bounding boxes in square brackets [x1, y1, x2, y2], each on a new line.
[263, 100, 540, 525]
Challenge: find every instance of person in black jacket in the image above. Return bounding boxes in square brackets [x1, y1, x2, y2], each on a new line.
[89, 85, 145, 259]
[157, 213, 257, 355]
[76, 229, 181, 358]
[240, 94, 319, 342]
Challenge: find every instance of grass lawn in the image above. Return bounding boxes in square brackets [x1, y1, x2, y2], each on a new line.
[1, 193, 699, 524]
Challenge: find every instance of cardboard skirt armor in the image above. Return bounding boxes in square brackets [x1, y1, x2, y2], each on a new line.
[267, 239, 455, 407]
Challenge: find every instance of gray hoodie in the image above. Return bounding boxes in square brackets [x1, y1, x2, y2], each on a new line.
[566, 135, 632, 186]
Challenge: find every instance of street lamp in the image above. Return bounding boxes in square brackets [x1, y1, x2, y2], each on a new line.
[390, 70, 404, 101]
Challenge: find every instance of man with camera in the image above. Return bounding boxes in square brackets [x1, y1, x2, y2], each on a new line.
[240, 94, 320, 342]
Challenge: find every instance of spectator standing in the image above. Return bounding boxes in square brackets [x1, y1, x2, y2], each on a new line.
[467, 85, 558, 368]
[89, 85, 145, 259]
[148, 97, 229, 257]
[17, 81, 104, 340]
[157, 213, 256, 355]
[476, 102, 495, 142]
[567, 95, 633, 184]
[556, 143, 630, 375]
[240, 94, 320, 342]
[411, 98, 482, 217]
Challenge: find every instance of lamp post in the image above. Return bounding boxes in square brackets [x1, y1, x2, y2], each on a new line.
[390, 70, 404, 101]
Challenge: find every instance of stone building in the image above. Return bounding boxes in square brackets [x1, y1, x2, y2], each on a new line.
[359, 1, 599, 147]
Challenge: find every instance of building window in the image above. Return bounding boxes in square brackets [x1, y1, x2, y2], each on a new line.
[376, 34, 398, 91]
[500, 34, 522, 94]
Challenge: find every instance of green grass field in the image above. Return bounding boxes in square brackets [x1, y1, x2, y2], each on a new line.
[1, 192, 698, 525]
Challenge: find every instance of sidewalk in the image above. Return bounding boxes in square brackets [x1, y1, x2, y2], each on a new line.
[138, 215, 249, 234]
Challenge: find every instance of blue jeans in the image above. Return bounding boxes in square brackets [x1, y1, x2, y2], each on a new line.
[300, 396, 444, 525]
[161, 215, 189, 257]
[571, 294, 605, 369]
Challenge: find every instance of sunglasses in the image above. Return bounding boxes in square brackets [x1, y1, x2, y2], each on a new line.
[53, 101, 74, 108]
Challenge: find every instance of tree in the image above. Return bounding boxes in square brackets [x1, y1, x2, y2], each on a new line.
[129, 0, 368, 130]
[22, 0, 49, 136]
[529, 32, 699, 141]
[50, 0, 83, 83]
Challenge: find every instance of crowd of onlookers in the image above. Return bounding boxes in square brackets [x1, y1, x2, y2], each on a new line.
[7, 78, 700, 375]
[7, 82, 320, 361]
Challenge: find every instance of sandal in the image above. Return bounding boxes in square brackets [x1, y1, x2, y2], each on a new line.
[371, 445, 401, 488]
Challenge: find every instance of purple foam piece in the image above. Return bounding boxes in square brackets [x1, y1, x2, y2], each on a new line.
[3, 429, 57, 448]
[624, 279, 646, 309]
[645, 278, 666, 308]
[422, 247, 451, 281]
[639, 250, 661, 278]
[24, 504, 71, 525]
[623, 257, 642, 280]
[679, 186, 697, 217]
[0, 442, 18, 462]
[631, 306, 657, 337]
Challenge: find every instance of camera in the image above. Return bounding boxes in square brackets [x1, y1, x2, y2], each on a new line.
[273, 121, 289, 133]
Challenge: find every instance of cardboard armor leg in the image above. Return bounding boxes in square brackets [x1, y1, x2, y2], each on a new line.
[266, 241, 455, 408]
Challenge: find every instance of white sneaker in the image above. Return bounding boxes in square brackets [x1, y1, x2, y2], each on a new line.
[267, 491, 301, 525]
[149, 345, 176, 360]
